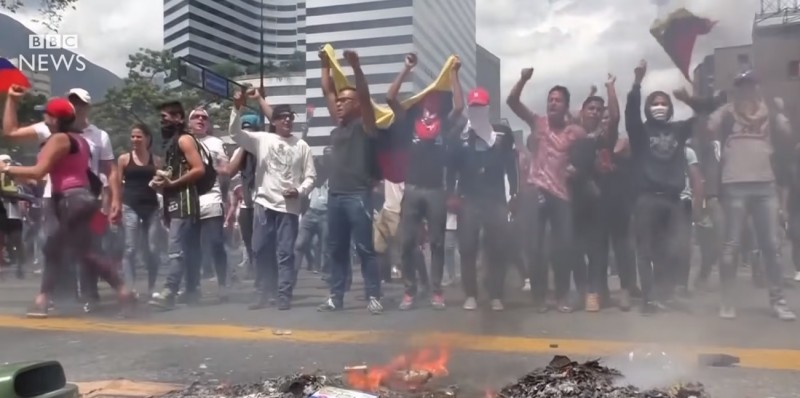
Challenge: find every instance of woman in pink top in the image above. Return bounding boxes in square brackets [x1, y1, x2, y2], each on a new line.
[1, 88, 133, 318]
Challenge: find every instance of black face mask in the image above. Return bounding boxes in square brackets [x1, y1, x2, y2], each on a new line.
[161, 121, 184, 140]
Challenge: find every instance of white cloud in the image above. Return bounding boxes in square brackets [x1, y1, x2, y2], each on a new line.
[5, 0, 163, 76]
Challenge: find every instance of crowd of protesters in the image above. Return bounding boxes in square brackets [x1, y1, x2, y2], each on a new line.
[0, 48, 798, 322]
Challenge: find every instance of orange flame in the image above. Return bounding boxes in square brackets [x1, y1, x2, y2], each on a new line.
[345, 347, 450, 392]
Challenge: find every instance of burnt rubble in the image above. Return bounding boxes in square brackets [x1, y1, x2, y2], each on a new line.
[158, 356, 708, 398]
[497, 356, 709, 398]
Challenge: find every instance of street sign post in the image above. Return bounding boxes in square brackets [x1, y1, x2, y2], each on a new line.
[176, 57, 259, 113]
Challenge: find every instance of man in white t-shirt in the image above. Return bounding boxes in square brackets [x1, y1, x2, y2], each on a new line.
[0, 154, 25, 279]
[188, 108, 230, 301]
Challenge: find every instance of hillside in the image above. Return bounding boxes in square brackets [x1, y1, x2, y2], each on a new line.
[0, 14, 122, 100]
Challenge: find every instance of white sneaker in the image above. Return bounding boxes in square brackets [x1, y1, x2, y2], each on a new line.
[463, 297, 477, 311]
[794, 271, 800, 282]
[522, 279, 531, 291]
[491, 299, 504, 311]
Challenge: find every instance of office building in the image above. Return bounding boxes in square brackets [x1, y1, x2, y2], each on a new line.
[236, 72, 309, 135]
[8, 57, 51, 97]
[163, 0, 306, 68]
[476, 44, 501, 123]
[693, 2, 799, 129]
[304, 0, 478, 152]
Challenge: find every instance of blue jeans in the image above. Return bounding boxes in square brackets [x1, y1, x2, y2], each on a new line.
[327, 192, 381, 303]
[252, 205, 299, 301]
[197, 215, 228, 287]
[720, 182, 785, 303]
[121, 204, 160, 291]
[163, 217, 201, 295]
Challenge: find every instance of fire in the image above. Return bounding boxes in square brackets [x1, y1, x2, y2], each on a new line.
[345, 347, 450, 392]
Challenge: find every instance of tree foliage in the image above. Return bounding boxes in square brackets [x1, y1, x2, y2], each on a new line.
[91, 48, 239, 156]
[0, 92, 47, 162]
[1, 0, 79, 31]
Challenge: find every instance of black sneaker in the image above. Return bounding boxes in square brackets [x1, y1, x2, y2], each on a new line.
[148, 289, 176, 310]
[177, 290, 201, 306]
[277, 299, 291, 311]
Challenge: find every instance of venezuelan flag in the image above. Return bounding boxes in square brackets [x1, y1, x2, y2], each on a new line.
[0, 57, 31, 94]
[321, 44, 458, 182]
[650, 8, 716, 82]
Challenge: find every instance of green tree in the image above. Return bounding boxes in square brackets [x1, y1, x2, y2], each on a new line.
[92, 48, 237, 156]
[1, 0, 80, 31]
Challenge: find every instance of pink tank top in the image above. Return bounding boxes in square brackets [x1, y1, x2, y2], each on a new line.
[46, 132, 90, 194]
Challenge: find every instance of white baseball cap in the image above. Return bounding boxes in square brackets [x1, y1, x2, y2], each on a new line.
[67, 88, 91, 104]
[0, 154, 11, 162]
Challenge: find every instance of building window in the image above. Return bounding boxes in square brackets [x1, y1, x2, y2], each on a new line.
[789, 60, 800, 79]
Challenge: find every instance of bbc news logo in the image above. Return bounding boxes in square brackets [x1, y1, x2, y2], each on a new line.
[17, 34, 87, 72]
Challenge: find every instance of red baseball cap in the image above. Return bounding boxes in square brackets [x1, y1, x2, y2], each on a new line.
[44, 98, 76, 119]
[468, 87, 489, 106]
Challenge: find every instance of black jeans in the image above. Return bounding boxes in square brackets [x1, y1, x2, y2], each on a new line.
[327, 192, 381, 303]
[457, 196, 509, 300]
[399, 185, 446, 296]
[252, 205, 299, 301]
[633, 192, 686, 302]
[675, 199, 694, 289]
[531, 189, 576, 303]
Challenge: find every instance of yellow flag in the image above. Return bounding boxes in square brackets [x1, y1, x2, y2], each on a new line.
[321, 44, 457, 128]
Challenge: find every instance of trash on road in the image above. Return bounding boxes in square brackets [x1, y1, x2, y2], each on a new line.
[496, 355, 709, 398]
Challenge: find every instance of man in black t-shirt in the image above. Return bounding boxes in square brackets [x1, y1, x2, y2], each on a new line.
[385, 53, 464, 310]
[316, 49, 384, 314]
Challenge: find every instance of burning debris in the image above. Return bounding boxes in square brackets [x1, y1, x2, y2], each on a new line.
[496, 356, 710, 398]
[157, 353, 709, 398]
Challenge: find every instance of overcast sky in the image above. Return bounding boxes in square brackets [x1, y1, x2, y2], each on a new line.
[6, 0, 759, 130]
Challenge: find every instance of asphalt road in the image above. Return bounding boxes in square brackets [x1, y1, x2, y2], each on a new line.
[1, 267, 800, 397]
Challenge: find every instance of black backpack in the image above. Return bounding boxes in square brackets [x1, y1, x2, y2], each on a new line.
[166, 133, 217, 195]
[194, 137, 217, 195]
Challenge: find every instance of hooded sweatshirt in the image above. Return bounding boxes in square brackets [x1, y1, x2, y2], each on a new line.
[625, 84, 694, 197]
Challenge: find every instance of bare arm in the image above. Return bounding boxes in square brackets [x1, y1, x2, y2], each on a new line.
[167, 135, 206, 189]
[344, 50, 377, 135]
[100, 159, 120, 206]
[506, 68, 537, 131]
[254, 88, 274, 121]
[2, 87, 46, 142]
[319, 50, 338, 122]
[5, 134, 71, 179]
[226, 148, 245, 176]
[448, 57, 464, 123]
[605, 74, 620, 149]
[117, 153, 130, 174]
[386, 53, 415, 122]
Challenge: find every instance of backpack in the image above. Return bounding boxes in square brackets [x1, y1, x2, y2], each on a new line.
[194, 137, 218, 195]
[166, 133, 217, 195]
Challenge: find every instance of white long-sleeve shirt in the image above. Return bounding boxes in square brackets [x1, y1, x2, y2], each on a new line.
[229, 108, 316, 215]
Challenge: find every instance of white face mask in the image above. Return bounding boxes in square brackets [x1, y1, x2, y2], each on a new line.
[467, 105, 495, 145]
[650, 105, 669, 121]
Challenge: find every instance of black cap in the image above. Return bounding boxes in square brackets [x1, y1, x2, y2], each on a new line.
[272, 104, 294, 117]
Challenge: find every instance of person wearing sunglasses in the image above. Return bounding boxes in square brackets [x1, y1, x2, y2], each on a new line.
[230, 89, 315, 311]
